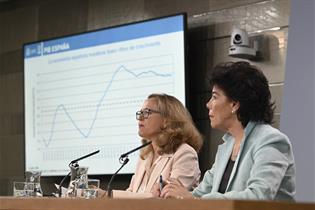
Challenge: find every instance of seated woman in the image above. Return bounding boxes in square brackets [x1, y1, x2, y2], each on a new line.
[112, 93, 203, 198]
[160, 61, 296, 201]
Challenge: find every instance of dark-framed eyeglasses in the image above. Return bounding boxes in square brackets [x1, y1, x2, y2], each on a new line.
[136, 108, 161, 120]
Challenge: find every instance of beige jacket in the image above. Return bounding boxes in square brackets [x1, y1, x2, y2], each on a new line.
[113, 143, 200, 198]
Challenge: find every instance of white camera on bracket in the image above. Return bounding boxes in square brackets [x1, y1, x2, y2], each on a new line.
[229, 27, 258, 60]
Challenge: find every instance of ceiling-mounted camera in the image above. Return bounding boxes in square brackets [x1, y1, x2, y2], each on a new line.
[229, 27, 258, 60]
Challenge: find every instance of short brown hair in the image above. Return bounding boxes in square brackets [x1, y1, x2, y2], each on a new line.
[208, 61, 275, 127]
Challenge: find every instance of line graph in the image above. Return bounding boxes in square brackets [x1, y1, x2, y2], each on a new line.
[32, 53, 177, 158]
[39, 64, 173, 147]
[24, 14, 186, 175]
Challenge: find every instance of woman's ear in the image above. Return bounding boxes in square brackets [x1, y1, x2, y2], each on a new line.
[161, 119, 168, 130]
[231, 101, 240, 114]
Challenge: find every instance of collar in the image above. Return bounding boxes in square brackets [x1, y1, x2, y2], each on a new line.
[222, 121, 257, 143]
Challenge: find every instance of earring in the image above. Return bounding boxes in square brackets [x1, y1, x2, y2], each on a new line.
[232, 110, 235, 114]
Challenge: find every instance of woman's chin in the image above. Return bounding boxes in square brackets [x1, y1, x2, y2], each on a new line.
[210, 122, 217, 129]
[138, 131, 143, 137]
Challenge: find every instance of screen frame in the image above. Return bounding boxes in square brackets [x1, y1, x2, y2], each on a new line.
[23, 12, 188, 176]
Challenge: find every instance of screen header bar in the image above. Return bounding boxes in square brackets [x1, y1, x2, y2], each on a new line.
[24, 15, 184, 59]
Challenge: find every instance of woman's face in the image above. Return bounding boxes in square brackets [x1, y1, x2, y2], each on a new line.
[206, 85, 236, 131]
[137, 98, 165, 140]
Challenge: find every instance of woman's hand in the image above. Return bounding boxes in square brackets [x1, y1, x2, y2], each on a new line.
[150, 183, 161, 197]
[160, 178, 194, 199]
[98, 188, 108, 198]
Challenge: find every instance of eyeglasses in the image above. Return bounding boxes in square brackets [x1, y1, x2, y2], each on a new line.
[136, 108, 161, 120]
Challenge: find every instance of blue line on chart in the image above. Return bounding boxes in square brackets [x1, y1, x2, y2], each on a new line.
[41, 65, 172, 147]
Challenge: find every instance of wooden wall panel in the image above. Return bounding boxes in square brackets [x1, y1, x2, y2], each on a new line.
[38, 0, 88, 40]
[0, 6, 38, 53]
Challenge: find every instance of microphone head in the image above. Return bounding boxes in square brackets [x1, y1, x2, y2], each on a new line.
[119, 141, 152, 159]
[69, 162, 79, 169]
[119, 156, 129, 164]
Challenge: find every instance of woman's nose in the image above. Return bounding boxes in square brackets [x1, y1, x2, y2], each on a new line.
[137, 115, 145, 121]
[206, 100, 211, 110]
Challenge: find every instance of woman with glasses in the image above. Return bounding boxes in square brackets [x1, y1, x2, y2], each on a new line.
[112, 93, 203, 198]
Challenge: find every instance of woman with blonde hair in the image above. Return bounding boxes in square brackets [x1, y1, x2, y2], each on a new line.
[112, 93, 203, 198]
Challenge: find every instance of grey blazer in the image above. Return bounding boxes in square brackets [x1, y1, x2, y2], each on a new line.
[192, 121, 296, 201]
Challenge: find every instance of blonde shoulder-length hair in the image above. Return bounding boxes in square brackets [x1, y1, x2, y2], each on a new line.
[140, 93, 203, 159]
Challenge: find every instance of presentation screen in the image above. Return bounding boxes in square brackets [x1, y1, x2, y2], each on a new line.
[24, 14, 187, 176]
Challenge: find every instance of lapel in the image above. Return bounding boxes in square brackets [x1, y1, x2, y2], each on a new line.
[212, 138, 234, 192]
[132, 153, 172, 193]
[226, 121, 257, 191]
[132, 158, 147, 192]
[145, 154, 171, 192]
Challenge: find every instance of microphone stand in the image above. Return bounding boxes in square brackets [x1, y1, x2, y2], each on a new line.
[58, 172, 71, 197]
[58, 171, 71, 197]
[106, 141, 152, 198]
[106, 157, 129, 198]
[58, 150, 100, 197]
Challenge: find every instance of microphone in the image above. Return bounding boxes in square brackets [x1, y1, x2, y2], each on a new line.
[120, 141, 152, 159]
[107, 141, 152, 198]
[70, 150, 100, 165]
[58, 150, 100, 197]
